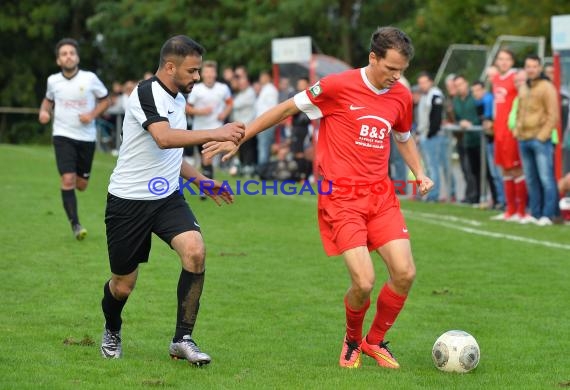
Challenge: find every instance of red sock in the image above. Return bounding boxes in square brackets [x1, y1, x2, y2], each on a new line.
[515, 176, 527, 216]
[366, 284, 407, 345]
[503, 177, 516, 216]
[344, 297, 370, 344]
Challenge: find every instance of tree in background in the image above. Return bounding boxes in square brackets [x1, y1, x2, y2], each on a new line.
[0, 0, 564, 144]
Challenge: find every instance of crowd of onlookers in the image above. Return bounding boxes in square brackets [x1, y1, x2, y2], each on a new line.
[98, 65, 314, 181]
[97, 51, 570, 223]
[401, 49, 570, 224]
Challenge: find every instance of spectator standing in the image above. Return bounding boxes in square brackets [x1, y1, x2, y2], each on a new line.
[231, 66, 258, 176]
[416, 71, 451, 202]
[255, 71, 279, 166]
[514, 55, 559, 225]
[471, 80, 505, 209]
[452, 75, 482, 204]
[186, 60, 233, 180]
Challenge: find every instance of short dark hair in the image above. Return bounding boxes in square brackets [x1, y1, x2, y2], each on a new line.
[370, 26, 414, 60]
[496, 48, 515, 62]
[417, 71, 433, 81]
[471, 80, 485, 88]
[159, 35, 205, 68]
[55, 38, 79, 57]
[524, 54, 541, 65]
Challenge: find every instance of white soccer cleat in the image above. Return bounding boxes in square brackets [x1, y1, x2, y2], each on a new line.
[169, 335, 211, 366]
[101, 328, 122, 359]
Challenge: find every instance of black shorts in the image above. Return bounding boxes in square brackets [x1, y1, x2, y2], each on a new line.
[52, 136, 96, 179]
[105, 191, 201, 275]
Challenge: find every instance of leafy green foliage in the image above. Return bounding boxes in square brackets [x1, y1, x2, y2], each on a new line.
[0, 0, 563, 143]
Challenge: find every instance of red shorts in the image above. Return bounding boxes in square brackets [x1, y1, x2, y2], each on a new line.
[494, 131, 521, 170]
[317, 177, 410, 256]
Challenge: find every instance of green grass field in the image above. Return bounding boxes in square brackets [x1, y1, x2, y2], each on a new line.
[1, 144, 569, 389]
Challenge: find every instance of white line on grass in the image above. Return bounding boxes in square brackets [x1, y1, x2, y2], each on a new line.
[405, 210, 570, 250]
[260, 189, 570, 250]
[404, 210, 483, 226]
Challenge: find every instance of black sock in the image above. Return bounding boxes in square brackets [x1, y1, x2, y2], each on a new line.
[61, 189, 79, 225]
[174, 270, 205, 341]
[102, 280, 128, 332]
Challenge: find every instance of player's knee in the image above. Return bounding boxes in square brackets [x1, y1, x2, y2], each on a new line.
[181, 242, 206, 271]
[393, 264, 416, 291]
[61, 175, 76, 189]
[112, 280, 135, 299]
[353, 275, 375, 297]
[76, 181, 88, 191]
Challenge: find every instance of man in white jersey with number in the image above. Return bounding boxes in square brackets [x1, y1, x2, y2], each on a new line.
[38, 38, 110, 240]
[99, 35, 245, 364]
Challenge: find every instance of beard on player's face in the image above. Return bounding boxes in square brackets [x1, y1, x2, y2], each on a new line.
[174, 76, 194, 94]
[62, 63, 78, 73]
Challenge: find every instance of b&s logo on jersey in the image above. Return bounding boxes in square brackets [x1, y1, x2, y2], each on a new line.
[355, 115, 391, 150]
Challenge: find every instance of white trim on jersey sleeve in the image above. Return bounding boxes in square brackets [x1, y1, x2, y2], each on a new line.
[393, 131, 411, 142]
[293, 90, 323, 120]
[91, 73, 109, 99]
[45, 76, 55, 101]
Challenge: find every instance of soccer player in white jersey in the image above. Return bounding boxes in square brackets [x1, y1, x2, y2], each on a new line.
[99, 35, 244, 365]
[38, 38, 110, 240]
[186, 60, 233, 181]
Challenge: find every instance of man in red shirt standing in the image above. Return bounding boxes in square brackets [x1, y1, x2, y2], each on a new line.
[491, 49, 528, 221]
[203, 27, 433, 369]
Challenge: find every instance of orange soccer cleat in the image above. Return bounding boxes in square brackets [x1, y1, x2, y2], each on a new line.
[361, 338, 400, 369]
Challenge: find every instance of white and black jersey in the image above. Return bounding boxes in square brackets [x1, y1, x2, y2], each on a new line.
[417, 86, 444, 140]
[108, 76, 186, 200]
[45, 70, 109, 141]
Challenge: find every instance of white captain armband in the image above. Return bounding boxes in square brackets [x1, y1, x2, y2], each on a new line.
[393, 131, 411, 142]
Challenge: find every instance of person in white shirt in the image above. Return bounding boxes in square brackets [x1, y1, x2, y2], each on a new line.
[186, 61, 233, 180]
[254, 71, 278, 166]
[231, 66, 257, 175]
[100, 35, 244, 364]
[38, 38, 110, 240]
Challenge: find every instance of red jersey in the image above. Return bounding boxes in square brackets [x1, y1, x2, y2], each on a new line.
[492, 69, 517, 141]
[294, 68, 413, 184]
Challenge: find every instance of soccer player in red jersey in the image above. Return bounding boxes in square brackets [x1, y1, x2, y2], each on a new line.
[491, 49, 529, 222]
[203, 27, 433, 369]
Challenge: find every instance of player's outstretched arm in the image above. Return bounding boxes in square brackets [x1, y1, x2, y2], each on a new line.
[148, 121, 245, 149]
[202, 98, 300, 162]
[394, 133, 434, 196]
[180, 160, 233, 206]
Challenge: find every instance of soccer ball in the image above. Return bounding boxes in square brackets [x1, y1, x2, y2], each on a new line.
[432, 330, 480, 373]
